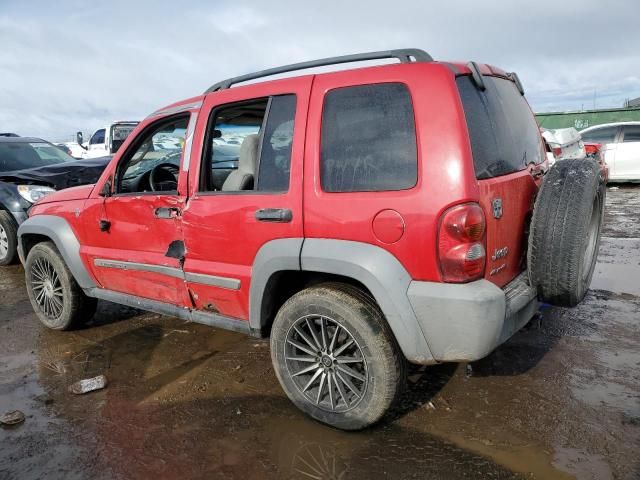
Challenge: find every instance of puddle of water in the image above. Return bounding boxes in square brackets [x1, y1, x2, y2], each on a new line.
[570, 375, 640, 417]
[553, 447, 614, 480]
[428, 429, 573, 480]
[590, 237, 640, 296]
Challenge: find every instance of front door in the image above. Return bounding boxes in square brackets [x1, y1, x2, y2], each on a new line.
[81, 113, 193, 305]
[181, 77, 312, 320]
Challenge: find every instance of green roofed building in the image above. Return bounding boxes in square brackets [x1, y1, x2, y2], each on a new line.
[536, 105, 640, 130]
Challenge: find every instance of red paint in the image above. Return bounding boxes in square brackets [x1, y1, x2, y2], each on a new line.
[29, 58, 544, 316]
[372, 210, 405, 244]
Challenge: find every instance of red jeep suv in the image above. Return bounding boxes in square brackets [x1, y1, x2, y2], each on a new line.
[17, 49, 605, 430]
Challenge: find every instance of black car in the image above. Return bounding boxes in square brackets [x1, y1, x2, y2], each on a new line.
[0, 136, 110, 265]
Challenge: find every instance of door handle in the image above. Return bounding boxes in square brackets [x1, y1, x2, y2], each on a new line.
[255, 208, 293, 223]
[155, 207, 181, 219]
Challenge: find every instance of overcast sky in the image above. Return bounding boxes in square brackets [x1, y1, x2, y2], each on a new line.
[1, 0, 639, 141]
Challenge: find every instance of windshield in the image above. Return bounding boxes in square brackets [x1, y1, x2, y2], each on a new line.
[0, 141, 75, 172]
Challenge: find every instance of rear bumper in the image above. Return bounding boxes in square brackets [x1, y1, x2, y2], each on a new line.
[408, 272, 538, 362]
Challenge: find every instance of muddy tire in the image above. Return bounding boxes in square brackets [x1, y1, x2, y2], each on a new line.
[270, 282, 406, 430]
[25, 241, 97, 330]
[528, 159, 604, 307]
[0, 211, 18, 266]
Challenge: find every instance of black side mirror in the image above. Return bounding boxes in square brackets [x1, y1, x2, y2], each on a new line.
[99, 179, 112, 197]
[76, 131, 84, 145]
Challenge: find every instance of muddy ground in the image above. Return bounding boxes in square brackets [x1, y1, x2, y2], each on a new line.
[1, 185, 639, 480]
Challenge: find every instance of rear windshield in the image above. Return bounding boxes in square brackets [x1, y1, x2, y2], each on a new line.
[457, 76, 543, 179]
[0, 142, 75, 172]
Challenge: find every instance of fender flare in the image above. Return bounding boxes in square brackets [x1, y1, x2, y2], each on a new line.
[17, 215, 97, 289]
[251, 238, 435, 364]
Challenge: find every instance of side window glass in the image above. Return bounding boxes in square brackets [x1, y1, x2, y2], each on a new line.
[203, 98, 267, 192]
[320, 83, 417, 192]
[622, 125, 640, 143]
[257, 95, 296, 192]
[116, 116, 188, 194]
[581, 126, 618, 144]
[90, 129, 105, 145]
[201, 94, 296, 192]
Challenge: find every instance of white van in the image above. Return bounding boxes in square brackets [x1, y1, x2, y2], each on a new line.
[76, 121, 139, 159]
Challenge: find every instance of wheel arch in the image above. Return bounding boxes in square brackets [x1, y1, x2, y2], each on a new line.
[17, 215, 97, 289]
[250, 238, 435, 364]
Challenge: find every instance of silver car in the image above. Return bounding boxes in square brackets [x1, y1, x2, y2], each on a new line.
[580, 122, 640, 182]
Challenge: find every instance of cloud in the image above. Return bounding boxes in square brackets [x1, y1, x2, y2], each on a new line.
[1, 0, 639, 140]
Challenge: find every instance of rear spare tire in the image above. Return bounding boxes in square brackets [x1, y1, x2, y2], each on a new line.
[528, 158, 604, 307]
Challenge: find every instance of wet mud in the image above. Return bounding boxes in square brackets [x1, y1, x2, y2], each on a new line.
[1, 185, 639, 479]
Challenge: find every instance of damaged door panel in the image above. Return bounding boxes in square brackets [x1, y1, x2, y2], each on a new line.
[180, 78, 311, 320]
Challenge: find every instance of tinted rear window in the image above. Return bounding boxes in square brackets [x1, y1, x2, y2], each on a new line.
[320, 83, 417, 192]
[457, 76, 543, 179]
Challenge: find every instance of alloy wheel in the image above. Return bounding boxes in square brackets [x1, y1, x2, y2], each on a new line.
[30, 257, 64, 320]
[284, 315, 368, 413]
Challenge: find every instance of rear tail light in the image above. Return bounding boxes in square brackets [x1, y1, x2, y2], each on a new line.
[552, 146, 562, 159]
[584, 143, 601, 155]
[437, 203, 486, 283]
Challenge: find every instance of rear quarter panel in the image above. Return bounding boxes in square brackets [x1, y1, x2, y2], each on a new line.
[304, 63, 480, 281]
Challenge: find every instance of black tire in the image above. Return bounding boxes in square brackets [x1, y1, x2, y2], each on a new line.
[528, 159, 605, 307]
[25, 241, 97, 330]
[0, 211, 18, 266]
[270, 282, 406, 430]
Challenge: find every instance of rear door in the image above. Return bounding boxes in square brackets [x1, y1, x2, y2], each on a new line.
[457, 74, 545, 287]
[614, 125, 640, 179]
[181, 77, 311, 320]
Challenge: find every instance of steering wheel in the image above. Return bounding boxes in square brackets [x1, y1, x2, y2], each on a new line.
[149, 163, 179, 192]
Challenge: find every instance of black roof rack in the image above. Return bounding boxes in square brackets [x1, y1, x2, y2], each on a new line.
[204, 48, 433, 93]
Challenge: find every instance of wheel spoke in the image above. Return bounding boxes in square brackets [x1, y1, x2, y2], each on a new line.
[333, 371, 350, 406]
[294, 325, 320, 353]
[336, 356, 364, 364]
[291, 363, 321, 377]
[333, 338, 354, 358]
[327, 372, 335, 410]
[286, 355, 317, 363]
[287, 338, 318, 357]
[329, 324, 340, 352]
[43, 296, 51, 316]
[316, 372, 327, 404]
[32, 261, 46, 280]
[336, 364, 366, 382]
[320, 317, 329, 351]
[302, 369, 323, 393]
[305, 318, 323, 351]
[336, 371, 361, 398]
[35, 288, 46, 304]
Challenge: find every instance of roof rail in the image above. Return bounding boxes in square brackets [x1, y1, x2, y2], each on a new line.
[204, 48, 433, 93]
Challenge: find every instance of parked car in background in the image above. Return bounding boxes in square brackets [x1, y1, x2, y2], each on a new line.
[0, 133, 20, 137]
[16, 49, 605, 430]
[0, 136, 111, 265]
[580, 122, 640, 181]
[55, 143, 73, 156]
[541, 127, 585, 164]
[76, 121, 139, 159]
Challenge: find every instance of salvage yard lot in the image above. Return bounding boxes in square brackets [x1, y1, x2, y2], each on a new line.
[1, 186, 639, 480]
